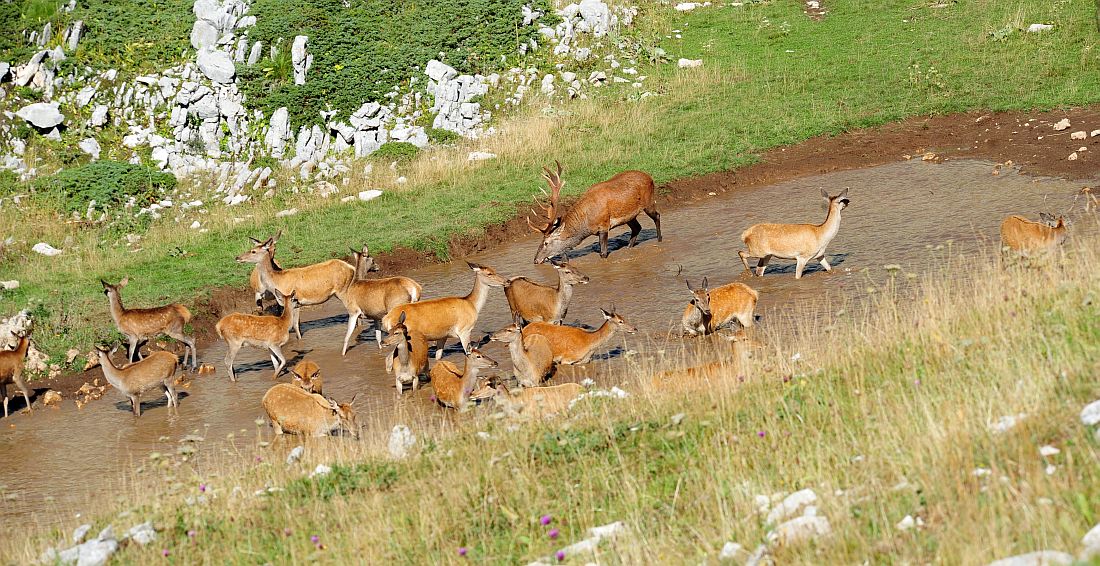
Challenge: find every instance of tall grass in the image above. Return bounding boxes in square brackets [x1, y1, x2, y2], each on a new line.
[7, 228, 1099, 563]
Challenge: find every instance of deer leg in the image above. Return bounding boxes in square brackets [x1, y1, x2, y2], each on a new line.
[294, 315, 303, 340]
[270, 346, 287, 379]
[756, 255, 772, 277]
[599, 230, 610, 258]
[272, 421, 284, 435]
[435, 338, 447, 360]
[626, 218, 642, 247]
[14, 373, 31, 413]
[2, 388, 8, 418]
[342, 311, 360, 356]
[738, 251, 754, 275]
[645, 206, 662, 242]
[819, 257, 832, 272]
[413, 375, 419, 391]
[131, 395, 141, 416]
[168, 328, 197, 370]
[224, 342, 241, 382]
[458, 327, 473, 354]
[794, 257, 808, 279]
[127, 338, 140, 363]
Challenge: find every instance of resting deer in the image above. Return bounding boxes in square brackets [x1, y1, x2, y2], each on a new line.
[339, 245, 422, 355]
[382, 262, 506, 360]
[489, 323, 555, 387]
[101, 278, 197, 370]
[0, 329, 32, 417]
[530, 161, 662, 263]
[381, 312, 429, 393]
[1000, 213, 1069, 256]
[215, 291, 300, 381]
[682, 278, 760, 336]
[738, 188, 850, 279]
[492, 381, 584, 419]
[290, 359, 323, 394]
[431, 348, 498, 410]
[504, 261, 589, 325]
[248, 233, 283, 312]
[236, 231, 356, 339]
[522, 308, 637, 365]
[95, 346, 179, 416]
[262, 383, 359, 438]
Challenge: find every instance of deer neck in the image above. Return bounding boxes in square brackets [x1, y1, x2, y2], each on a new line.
[106, 292, 126, 324]
[394, 336, 411, 366]
[280, 302, 298, 331]
[97, 352, 125, 389]
[817, 202, 844, 241]
[587, 320, 619, 351]
[508, 337, 534, 374]
[256, 250, 280, 289]
[685, 303, 708, 331]
[555, 274, 575, 319]
[465, 274, 492, 314]
[458, 361, 483, 407]
[14, 336, 29, 358]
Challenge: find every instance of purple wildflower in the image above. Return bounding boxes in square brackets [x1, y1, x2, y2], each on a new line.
[548, 528, 560, 539]
[458, 547, 468, 557]
[540, 515, 552, 526]
[310, 535, 320, 544]
[162, 549, 170, 557]
[198, 483, 206, 493]
[556, 550, 566, 561]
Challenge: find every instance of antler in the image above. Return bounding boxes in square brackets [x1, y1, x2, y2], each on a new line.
[528, 161, 564, 234]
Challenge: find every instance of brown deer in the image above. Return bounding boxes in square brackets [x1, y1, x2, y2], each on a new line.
[530, 161, 661, 264]
[262, 383, 359, 438]
[522, 308, 637, 365]
[489, 323, 555, 387]
[504, 261, 589, 325]
[0, 329, 32, 417]
[290, 359, 323, 394]
[236, 232, 356, 339]
[682, 278, 760, 337]
[492, 381, 584, 419]
[381, 262, 506, 360]
[101, 278, 198, 370]
[1000, 214, 1069, 256]
[247, 233, 283, 312]
[339, 246, 423, 355]
[381, 312, 429, 393]
[95, 346, 179, 416]
[738, 188, 850, 279]
[430, 348, 498, 410]
[215, 291, 300, 381]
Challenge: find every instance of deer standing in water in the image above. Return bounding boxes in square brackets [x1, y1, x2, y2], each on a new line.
[339, 246, 422, 354]
[381, 262, 506, 360]
[101, 278, 198, 369]
[381, 312, 429, 394]
[530, 162, 662, 264]
[738, 188, 850, 279]
[95, 346, 179, 416]
[247, 232, 283, 312]
[215, 291, 300, 381]
[290, 359, 323, 394]
[262, 383, 359, 438]
[0, 329, 32, 417]
[681, 278, 760, 337]
[504, 261, 589, 325]
[489, 323, 555, 387]
[430, 349, 498, 410]
[522, 308, 637, 365]
[1000, 213, 1069, 256]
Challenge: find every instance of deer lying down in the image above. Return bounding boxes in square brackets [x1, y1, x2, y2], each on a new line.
[381, 312, 429, 394]
[738, 188, 850, 279]
[0, 329, 32, 417]
[290, 359, 323, 394]
[530, 161, 662, 263]
[101, 278, 197, 369]
[430, 349, 498, 410]
[95, 346, 179, 416]
[339, 246, 422, 355]
[504, 261, 589, 325]
[489, 323, 555, 387]
[682, 278, 760, 337]
[522, 308, 637, 365]
[1000, 213, 1068, 256]
[492, 382, 584, 419]
[215, 291, 300, 382]
[262, 383, 359, 438]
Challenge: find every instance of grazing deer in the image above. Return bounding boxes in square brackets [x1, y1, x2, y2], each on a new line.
[95, 346, 179, 416]
[504, 261, 589, 325]
[215, 291, 300, 382]
[290, 359, 323, 394]
[738, 188, 850, 279]
[682, 278, 760, 336]
[430, 349, 498, 410]
[522, 308, 637, 365]
[248, 233, 283, 312]
[339, 246, 422, 355]
[236, 231, 356, 339]
[381, 312, 429, 393]
[262, 383, 359, 438]
[382, 262, 506, 360]
[492, 381, 584, 419]
[0, 329, 32, 417]
[489, 323, 555, 387]
[530, 161, 661, 264]
[101, 278, 198, 370]
[1000, 213, 1069, 256]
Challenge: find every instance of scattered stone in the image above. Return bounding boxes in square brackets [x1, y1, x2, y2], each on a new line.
[292, 35, 311, 85]
[989, 413, 1026, 434]
[286, 445, 304, 465]
[89, 105, 109, 128]
[1091, 129, 1100, 137]
[896, 515, 923, 531]
[1068, 152, 1078, 161]
[1071, 131, 1086, 140]
[0, 280, 18, 291]
[675, 2, 702, 11]
[16, 102, 64, 129]
[467, 151, 497, 161]
[718, 541, 748, 561]
[31, 242, 62, 256]
[1082, 522, 1100, 558]
[1039, 445, 1060, 457]
[123, 521, 156, 546]
[78, 138, 101, 160]
[1053, 118, 1071, 131]
[771, 515, 831, 546]
[309, 464, 331, 478]
[1080, 399, 1100, 426]
[0, 62, 9, 82]
[42, 390, 62, 406]
[196, 49, 235, 83]
[986, 550, 1074, 566]
[766, 489, 818, 524]
[72, 524, 92, 544]
[388, 424, 416, 459]
[678, 58, 703, 68]
[190, 221, 201, 229]
[358, 189, 383, 202]
[275, 208, 298, 218]
[1026, 24, 1054, 33]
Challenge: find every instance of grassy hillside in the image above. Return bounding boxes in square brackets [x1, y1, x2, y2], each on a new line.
[8, 231, 1099, 563]
[3, 0, 1099, 362]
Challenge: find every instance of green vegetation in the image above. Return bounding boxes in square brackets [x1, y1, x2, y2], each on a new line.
[238, 0, 555, 129]
[371, 141, 421, 162]
[33, 160, 176, 215]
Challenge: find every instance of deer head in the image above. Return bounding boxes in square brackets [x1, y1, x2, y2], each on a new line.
[552, 261, 590, 286]
[351, 245, 380, 278]
[686, 277, 712, 317]
[489, 323, 523, 344]
[821, 187, 850, 211]
[530, 161, 569, 264]
[467, 262, 508, 287]
[600, 307, 638, 334]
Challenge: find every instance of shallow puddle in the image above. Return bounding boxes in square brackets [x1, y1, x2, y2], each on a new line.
[0, 159, 1088, 526]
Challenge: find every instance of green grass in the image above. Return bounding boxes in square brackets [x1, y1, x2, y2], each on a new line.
[3, 0, 1099, 362]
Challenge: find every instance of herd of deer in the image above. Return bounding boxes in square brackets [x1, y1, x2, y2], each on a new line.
[0, 161, 1077, 436]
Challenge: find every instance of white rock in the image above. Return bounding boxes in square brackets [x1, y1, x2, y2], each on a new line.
[275, 208, 298, 218]
[675, 2, 701, 11]
[78, 138, 101, 160]
[766, 489, 818, 524]
[0, 280, 18, 291]
[388, 425, 416, 459]
[986, 550, 1074, 566]
[358, 189, 383, 202]
[1082, 522, 1100, 558]
[286, 445, 304, 465]
[1068, 152, 1079, 161]
[718, 542, 747, 561]
[72, 524, 92, 544]
[75, 86, 97, 107]
[989, 413, 1026, 434]
[1026, 24, 1054, 33]
[292, 35, 310, 85]
[425, 59, 458, 83]
[190, 20, 219, 50]
[1080, 399, 1100, 426]
[16, 102, 64, 129]
[771, 515, 831, 545]
[467, 151, 497, 161]
[896, 515, 916, 530]
[1053, 118, 1071, 131]
[588, 521, 627, 540]
[31, 242, 62, 256]
[189, 221, 201, 229]
[89, 105, 109, 127]
[541, 73, 555, 94]
[309, 464, 331, 478]
[678, 58, 703, 68]
[124, 522, 156, 546]
[1039, 445, 1060, 457]
[1071, 131, 1087, 140]
[196, 49, 235, 83]
[1091, 129, 1100, 137]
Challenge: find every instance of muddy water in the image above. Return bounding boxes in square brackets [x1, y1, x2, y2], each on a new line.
[0, 159, 1087, 526]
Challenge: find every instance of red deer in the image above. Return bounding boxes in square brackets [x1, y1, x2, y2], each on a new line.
[489, 323, 554, 387]
[290, 359, 323, 395]
[430, 349, 498, 410]
[504, 261, 589, 325]
[0, 329, 32, 417]
[1000, 213, 1069, 256]
[95, 346, 179, 416]
[522, 308, 637, 365]
[339, 246, 422, 355]
[738, 188, 850, 279]
[247, 233, 283, 312]
[215, 291, 300, 381]
[492, 381, 584, 418]
[101, 278, 197, 370]
[262, 383, 359, 438]
[530, 162, 661, 263]
[381, 312, 429, 393]
[682, 278, 760, 336]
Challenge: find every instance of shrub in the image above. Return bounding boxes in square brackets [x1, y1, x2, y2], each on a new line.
[33, 160, 176, 214]
[371, 141, 420, 161]
[427, 127, 461, 145]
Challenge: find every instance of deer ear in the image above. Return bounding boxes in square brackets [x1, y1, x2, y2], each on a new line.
[467, 261, 483, 271]
[839, 187, 849, 198]
[685, 279, 694, 292]
[100, 279, 110, 288]
[349, 393, 358, 407]
[248, 237, 261, 245]
[701, 276, 708, 289]
[820, 188, 829, 199]
[398, 311, 406, 324]
[600, 308, 612, 319]
[118, 277, 129, 287]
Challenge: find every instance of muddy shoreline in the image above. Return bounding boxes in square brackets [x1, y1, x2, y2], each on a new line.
[24, 105, 1100, 404]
